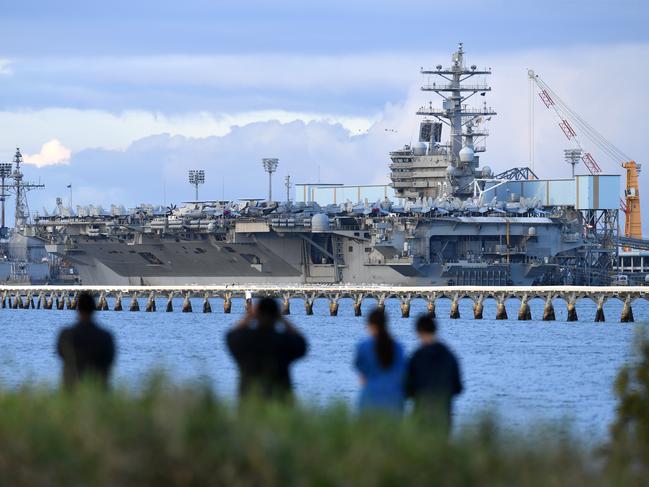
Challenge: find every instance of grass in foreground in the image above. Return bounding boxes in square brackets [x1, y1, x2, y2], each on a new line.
[0, 378, 630, 486]
[0, 338, 648, 486]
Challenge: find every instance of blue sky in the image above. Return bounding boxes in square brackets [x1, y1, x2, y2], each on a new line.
[3, 1, 647, 56]
[0, 0, 647, 222]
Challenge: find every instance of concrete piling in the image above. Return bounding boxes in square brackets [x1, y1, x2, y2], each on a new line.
[202, 295, 212, 313]
[145, 293, 156, 312]
[594, 297, 605, 322]
[566, 298, 578, 322]
[427, 299, 436, 318]
[353, 297, 363, 317]
[496, 299, 508, 320]
[113, 294, 123, 311]
[129, 294, 140, 312]
[542, 297, 556, 321]
[473, 297, 484, 320]
[329, 299, 339, 316]
[0, 285, 644, 324]
[304, 298, 314, 316]
[518, 296, 532, 321]
[450, 295, 460, 319]
[98, 292, 108, 311]
[400, 300, 410, 318]
[282, 297, 290, 315]
[621, 298, 634, 323]
[182, 293, 192, 313]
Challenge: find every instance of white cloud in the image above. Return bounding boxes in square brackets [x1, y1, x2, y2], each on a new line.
[0, 109, 376, 155]
[4, 43, 647, 167]
[0, 59, 12, 76]
[23, 139, 71, 167]
[7, 43, 649, 230]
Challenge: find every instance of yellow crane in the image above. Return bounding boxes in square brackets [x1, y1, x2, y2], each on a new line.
[528, 70, 642, 239]
[622, 161, 642, 239]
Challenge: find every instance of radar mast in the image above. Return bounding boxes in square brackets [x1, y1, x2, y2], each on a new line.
[389, 43, 496, 201]
[417, 42, 496, 164]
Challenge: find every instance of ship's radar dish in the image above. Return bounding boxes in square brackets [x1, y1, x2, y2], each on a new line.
[459, 146, 475, 163]
[413, 142, 427, 156]
[311, 213, 330, 232]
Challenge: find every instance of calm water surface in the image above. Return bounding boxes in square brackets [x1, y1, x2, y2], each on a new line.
[0, 297, 646, 439]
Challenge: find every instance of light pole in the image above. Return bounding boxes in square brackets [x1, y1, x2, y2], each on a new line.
[262, 158, 279, 202]
[188, 169, 205, 201]
[564, 149, 581, 178]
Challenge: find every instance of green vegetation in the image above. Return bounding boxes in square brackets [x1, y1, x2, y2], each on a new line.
[0, 340, 648, 486]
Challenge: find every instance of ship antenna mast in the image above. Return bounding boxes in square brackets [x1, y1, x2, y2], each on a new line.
[284, 174, 292, 203]
[0, 162, 12, 237]
[11, 148, 45, 229]
[418, 42, 496, 164]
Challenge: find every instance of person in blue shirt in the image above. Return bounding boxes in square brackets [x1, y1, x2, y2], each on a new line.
[354, 309, 406, 413]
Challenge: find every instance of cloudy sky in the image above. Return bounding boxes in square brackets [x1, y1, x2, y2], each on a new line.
[1, 0, 648, 224]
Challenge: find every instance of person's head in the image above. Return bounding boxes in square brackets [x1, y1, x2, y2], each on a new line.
[367, 309, 394, 369]
[415, 313, 438, 344]
[256, 297, 280, 329]
[76, 291, 96, 323]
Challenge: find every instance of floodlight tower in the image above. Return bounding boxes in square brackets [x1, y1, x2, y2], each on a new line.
[564, 149, 582, 177]
[188, 169, 205, 201]
[262, 158, 279, 202]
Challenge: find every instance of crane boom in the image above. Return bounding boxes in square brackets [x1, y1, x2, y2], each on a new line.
[528, 69, 642, 239]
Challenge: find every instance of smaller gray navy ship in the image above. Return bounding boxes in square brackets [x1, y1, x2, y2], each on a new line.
[25, 44, 621, 286]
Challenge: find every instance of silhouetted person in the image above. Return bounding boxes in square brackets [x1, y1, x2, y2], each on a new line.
[56, 292, 115, 389]
[354, 309, 406, 413]
[405, 314, 462, 432]
[226, 297, 307, 400]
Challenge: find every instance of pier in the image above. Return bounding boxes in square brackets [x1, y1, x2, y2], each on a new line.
[0, 285, 646, 322]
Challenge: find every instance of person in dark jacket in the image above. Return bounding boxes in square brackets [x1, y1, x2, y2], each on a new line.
[405, 314, 463, 431]
[226, 297, 307, 400]
[56, 291, 116, 390]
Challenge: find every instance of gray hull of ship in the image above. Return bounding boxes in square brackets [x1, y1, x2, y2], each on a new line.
[63, 229, 561, 286]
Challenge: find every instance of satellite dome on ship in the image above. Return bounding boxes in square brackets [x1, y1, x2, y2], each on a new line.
[311, 213, 330, 232]
[459, 146, 475, 163]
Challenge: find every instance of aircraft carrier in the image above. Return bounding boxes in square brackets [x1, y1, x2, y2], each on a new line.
[22, 44, 623, 286]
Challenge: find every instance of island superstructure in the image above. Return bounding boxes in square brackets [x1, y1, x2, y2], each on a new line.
[20, 44, 628, 286]
[390, 42, 495, 200]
